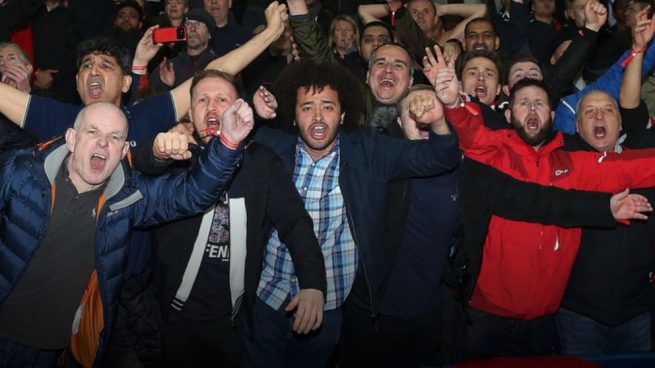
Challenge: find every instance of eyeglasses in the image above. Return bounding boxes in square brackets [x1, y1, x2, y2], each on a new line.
[185, 20, 207, 30]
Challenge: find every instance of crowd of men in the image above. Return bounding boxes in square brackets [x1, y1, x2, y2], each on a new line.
[2, 0, 655, 367]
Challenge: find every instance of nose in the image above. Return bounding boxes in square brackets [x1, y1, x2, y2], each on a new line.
[595, 109, 604, 120]
[208, 98, 219, 112]
[477, 73, 485, 81]
[90, 63, 99, 76]
[97, 134, 108, 148]
[312, 108, 323, 123]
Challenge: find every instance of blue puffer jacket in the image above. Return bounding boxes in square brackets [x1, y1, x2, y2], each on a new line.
[0, 137, 242, 366]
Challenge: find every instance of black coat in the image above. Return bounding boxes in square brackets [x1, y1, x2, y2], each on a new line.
[132, 139, 327, 322]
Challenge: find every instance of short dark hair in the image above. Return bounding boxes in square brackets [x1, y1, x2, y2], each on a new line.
[77, 37, 132, 75]
[503, 54, 541, 84]
[190, 69, 238, 98]
[464, 17, 496, 36]
[271, 59, 365, 132]
[508, 78, 551, 109]
[360, 21, 395, 44]
[116, 0, 144, 21]
[457, 49, 500, 79]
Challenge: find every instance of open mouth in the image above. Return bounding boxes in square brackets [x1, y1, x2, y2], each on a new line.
[526, 117, 540, 132]
[379, 78, 396, 88]
[88, 82, 102, 99]
[475, 85, 488, 99]
[594, 126, 606, 138]
[201, 116, 220, 137]
[309, 123, 328, 140]
[90, 153, 107, 172]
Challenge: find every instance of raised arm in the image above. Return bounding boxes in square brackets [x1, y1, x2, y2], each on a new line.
[168, 1, 288, 120]
[621, 6, 655, 109]
[545, 0, 605, 105]
[0, 82, 30, 127]
[287, 0, 339, 64]
[437, 3, 488, 43]
[357, 3, 389, 24]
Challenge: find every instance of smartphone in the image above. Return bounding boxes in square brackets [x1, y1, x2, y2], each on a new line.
[153, 27, 187, 44]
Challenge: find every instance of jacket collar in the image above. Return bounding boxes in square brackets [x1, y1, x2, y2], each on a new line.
[43, 143, 126, 202]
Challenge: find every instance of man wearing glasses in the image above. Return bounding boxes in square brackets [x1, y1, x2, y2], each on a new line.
[150, 8, 216, 89]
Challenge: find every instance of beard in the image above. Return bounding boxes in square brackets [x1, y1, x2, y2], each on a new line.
[511, 115, 552, 147]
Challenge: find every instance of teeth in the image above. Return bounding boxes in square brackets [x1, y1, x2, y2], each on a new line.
[92, 153, 106, 159]
[313, 125, 325, 132]
[90, 82, 100, 87]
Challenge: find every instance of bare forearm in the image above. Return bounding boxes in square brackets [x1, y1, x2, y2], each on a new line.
[621, 51, 645, 109]
[0, 83, 30, 127]
[358, 4, 388, 24]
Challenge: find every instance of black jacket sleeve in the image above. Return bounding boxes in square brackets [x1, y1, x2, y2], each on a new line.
[463, 158, 616, 228]
[545, 28, 599, 105]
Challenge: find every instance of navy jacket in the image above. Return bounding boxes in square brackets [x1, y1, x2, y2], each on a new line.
[0, 136, 241, 365]
[254, 126, 461, 315]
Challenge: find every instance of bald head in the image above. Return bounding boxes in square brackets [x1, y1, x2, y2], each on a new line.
[66, 102, 130, 193]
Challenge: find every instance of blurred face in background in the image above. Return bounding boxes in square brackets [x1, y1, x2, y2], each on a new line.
[166, 0, 188, 23]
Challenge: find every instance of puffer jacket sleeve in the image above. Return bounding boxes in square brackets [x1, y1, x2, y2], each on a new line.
[131, 136, 242, 227]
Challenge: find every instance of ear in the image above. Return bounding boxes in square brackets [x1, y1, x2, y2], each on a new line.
[502, 85, 510, 97]
[366, 70, 370, 86]
[504, 108, 512, 124]
[494, 37, 500, 51]
[121, 74, 133, 93]
[121, 141, 130, 159]
[340, 112, 345, 125]
[409, 75, 414, 89]
[495, 83, 501, 96]
[551, 110, 555, 122]
[65, 128, 77, 153]
[396, 116, 403, 127]
[228, 0, 233, 8]
[575, 118, 581, 133]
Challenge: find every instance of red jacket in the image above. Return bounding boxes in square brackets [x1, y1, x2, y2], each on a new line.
[445, 103, 655, 319]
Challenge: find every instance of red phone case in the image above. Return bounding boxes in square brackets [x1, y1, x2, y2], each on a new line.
[153, 27, 186, 43]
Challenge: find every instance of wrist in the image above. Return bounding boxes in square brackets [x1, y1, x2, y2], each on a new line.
[219, 133, 240, 150]
[444, 95, 464, 109]
[132, 64, 147, 75]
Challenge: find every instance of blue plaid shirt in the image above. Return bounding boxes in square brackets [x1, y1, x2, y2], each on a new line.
[257, 136, 357, 311]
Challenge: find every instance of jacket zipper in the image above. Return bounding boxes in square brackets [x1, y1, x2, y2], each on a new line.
[345, 201, 379, 332]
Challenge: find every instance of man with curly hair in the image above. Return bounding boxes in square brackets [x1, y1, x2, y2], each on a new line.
[243, 59, 460, 367]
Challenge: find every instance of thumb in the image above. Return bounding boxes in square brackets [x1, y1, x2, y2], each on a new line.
[615, 188, 630, 200]
[285, 294, 299, 312]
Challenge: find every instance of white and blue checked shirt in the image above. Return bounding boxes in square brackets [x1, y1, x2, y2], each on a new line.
[257, 136, 358, 311]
